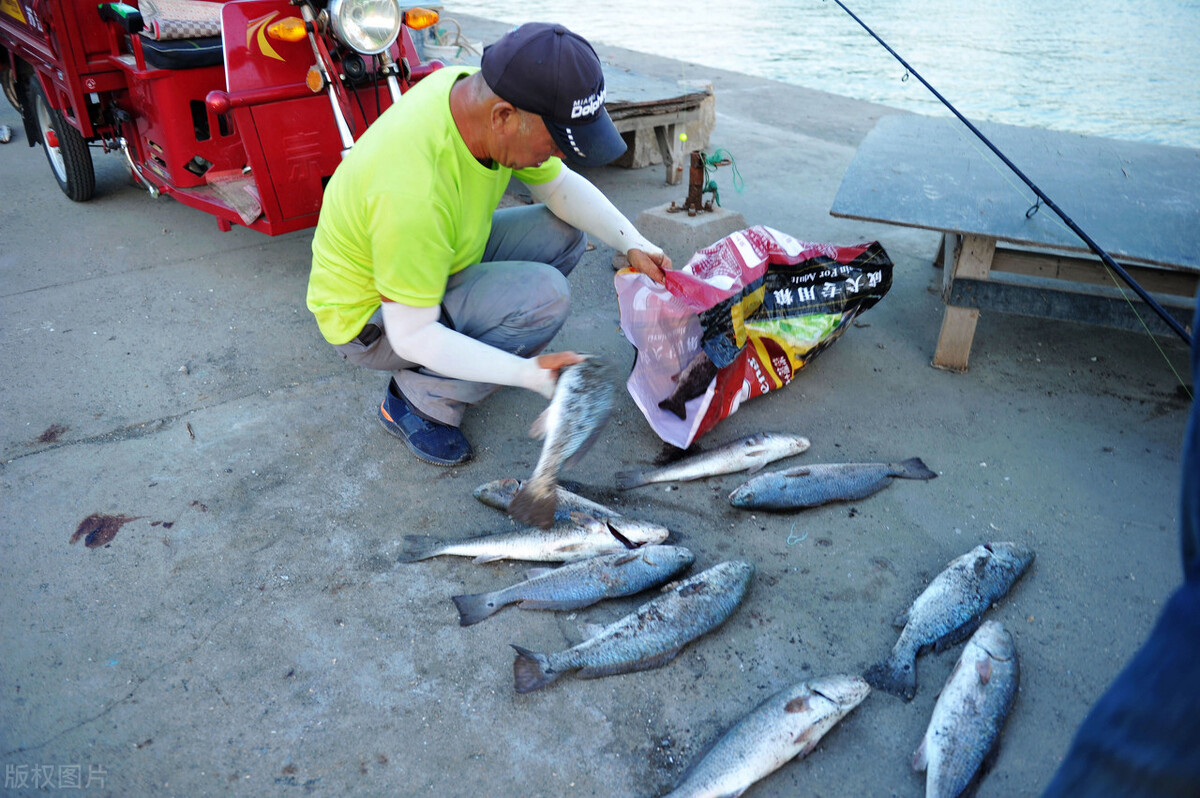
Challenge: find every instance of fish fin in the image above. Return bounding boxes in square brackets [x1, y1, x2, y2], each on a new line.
[976, 658, 993, 685]
[471, 553, 505, 564]
[891, 609, 910, 629]
[577, 646, 683, 678]
[396, 535, 444, 563]
[864, 655, 918, 702]
[509, 483, 557, 530]
[612, 551, 642, 566]
[511, 645, 561, 693]
[524, 567, 555, 580]
[745, 459, 769, 475]
[934, 617, 982, 652]
[677, 581, 706, 597]
[656, 396, 689, 420]
[896, 457, 937, 480]
[451, 592, 503, 626]
[781, 467, 813, 478]
[529, 407, 550, 440]
[613, 469, 648, 490]
[784, 695, 811, 714]
[792, 727, 823, 758]
[912, 737, 928, 772]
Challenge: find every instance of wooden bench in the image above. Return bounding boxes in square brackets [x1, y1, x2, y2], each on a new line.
[830, 114, 1200, 370]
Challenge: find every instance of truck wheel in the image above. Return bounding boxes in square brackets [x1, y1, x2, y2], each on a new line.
[27, 80, 94, 202]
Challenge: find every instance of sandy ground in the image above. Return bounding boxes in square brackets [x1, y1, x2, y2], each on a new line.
[1, 12, 1194, 798]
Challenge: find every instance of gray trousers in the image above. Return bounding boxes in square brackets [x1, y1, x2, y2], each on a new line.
[333, 205, 587, 426]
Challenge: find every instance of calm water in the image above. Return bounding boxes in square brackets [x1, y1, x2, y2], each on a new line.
[443, 0, 1200, 149]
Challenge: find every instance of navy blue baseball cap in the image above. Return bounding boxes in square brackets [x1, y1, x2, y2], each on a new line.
[481, 22, 627, 168]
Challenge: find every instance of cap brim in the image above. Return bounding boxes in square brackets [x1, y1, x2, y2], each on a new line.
[544, 108, 627, 169]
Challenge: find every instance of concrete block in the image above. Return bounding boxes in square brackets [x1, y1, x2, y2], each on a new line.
[632, 202, 747, 266]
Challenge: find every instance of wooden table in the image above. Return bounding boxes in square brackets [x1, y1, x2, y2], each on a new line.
[603, 69, 709, 186]
[830, 114, 1200, 370]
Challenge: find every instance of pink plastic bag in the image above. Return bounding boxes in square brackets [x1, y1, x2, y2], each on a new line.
[616, 225, 892, 448]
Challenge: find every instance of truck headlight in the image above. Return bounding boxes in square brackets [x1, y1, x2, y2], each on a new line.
[328, 0, 401, 55]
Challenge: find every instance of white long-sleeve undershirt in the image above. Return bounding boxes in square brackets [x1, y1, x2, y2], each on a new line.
[530, 168, 663, 257]
[380, 166, 656, 397]
[380, 301, 557, 398]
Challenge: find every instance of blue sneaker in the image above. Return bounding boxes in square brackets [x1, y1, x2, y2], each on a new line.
[378, 382, 472, 466]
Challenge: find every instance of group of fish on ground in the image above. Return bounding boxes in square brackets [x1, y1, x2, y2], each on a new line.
[398, 358, 1036, 797]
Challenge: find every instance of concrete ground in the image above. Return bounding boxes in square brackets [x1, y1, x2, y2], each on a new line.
[1, 13, 1194, 797]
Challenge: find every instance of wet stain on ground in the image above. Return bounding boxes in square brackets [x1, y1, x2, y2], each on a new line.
[70, 513, 141, 548]
[34, 424, 68, 444]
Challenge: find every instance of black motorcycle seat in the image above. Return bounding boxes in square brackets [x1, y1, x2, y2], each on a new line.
[140, 35, 224, 70]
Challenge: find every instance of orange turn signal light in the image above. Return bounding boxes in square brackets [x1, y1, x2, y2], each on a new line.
[267, 16, 307, 42]
[306, 66, 325, 92]
[402, 7, 439, 30]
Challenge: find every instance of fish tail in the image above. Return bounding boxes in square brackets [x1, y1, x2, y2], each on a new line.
[864, 654, 918, 702]
[656, 396, 688, 420]
[509, 480, 557, 530]
[396, 535, 443, 563]
[511, 645, 561, 693]
[613, 469, 648, 490]
[897, 457, 938, 480]
[451, 591, 502, 627]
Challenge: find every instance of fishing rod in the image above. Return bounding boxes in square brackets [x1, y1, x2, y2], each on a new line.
[828, 0, 1194, 348]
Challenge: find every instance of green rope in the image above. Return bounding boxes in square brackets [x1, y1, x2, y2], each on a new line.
[700, 148, 745, 207]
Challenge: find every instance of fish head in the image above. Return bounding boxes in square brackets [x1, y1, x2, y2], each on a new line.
[712, 560, 755, 590]
[762, 432, 812, 456]
[785, 675, 870, 753]
[728, 484, 753, 506]
[472, 478, 522, 504]
[981, 541, 1036, 574]
[806, 674, 871, 710]
[606, 518, 670, 546]
[973, 620, 1016, 662]
[644, 545, 696, 571]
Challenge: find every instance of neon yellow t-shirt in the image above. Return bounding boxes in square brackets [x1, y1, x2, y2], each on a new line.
[306, 67, 562, 345]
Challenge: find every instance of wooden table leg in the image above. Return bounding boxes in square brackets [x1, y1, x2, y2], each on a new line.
[653, 122, 683, 185]
[933, 234, 997, 371]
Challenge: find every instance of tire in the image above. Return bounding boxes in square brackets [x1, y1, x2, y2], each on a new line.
[27, 79, 94, 202]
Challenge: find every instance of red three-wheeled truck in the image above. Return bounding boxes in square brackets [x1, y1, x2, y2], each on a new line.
[1, 0, 443, 234]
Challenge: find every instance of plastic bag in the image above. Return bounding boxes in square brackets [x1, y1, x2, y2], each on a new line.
[616, 225, 892, 448]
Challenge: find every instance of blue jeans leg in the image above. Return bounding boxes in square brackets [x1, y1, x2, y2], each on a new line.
[1042, 300, 1200, 797]
[393, 205, 584, 424]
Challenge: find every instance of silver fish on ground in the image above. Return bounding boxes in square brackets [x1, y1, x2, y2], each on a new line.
[511, 560, 754, 693]
[473, 477, 623, 521]
[865, 542, 1034, 702]
[510, 357, 615, 530]
[658, 349, 718, 420]
[914, 621, 1020, 798]
[397, 512, 668, 564]
[451, 545, 695, 626]
[728, 457, 937, 510]
[663, 674, 870, 798]
[615, 432, 811, 490]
